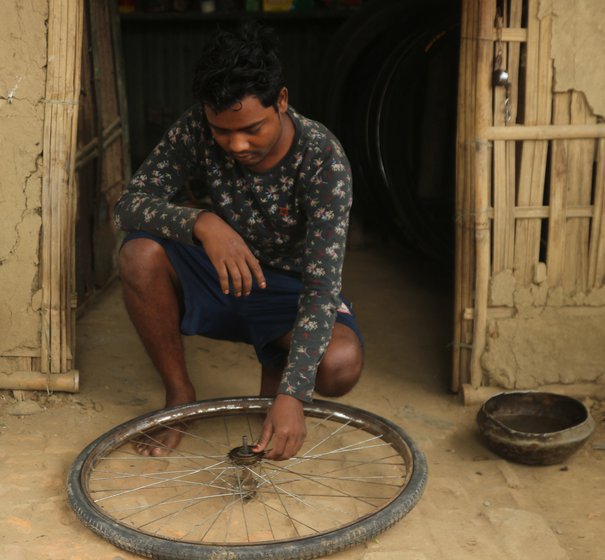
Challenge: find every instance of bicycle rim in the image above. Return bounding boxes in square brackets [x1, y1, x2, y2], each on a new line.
[67, 397, 427, 560]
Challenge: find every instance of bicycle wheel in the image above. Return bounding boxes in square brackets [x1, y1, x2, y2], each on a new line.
[67, 397, 427, 560]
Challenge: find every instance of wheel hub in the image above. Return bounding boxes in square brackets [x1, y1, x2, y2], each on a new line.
[228, 435, 264, 466]
[227, 436, 263, 500]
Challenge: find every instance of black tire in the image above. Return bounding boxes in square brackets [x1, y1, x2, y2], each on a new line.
[67, 397, 427, 560]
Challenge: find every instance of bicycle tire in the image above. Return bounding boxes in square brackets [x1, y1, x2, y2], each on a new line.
[67, 397, 427, 560]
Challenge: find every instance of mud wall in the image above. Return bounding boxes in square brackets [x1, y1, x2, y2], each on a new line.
[550, 0, 605, 117]
[481, 0, 605, 390]
[482, 272, 605, 388]
[0, 3, 47, 365]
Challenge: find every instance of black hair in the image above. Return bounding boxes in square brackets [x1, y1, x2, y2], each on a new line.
[192, 22, 285, 113]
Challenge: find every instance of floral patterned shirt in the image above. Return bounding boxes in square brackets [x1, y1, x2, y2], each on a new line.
[114, 104, 352, 402]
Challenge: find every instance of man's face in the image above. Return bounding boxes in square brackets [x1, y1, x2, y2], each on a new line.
[204, 89, 289, 172]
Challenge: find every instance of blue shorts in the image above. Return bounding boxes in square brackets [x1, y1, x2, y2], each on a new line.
[122, 232, 363, 368]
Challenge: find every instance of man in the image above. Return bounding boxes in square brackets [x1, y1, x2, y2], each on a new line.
[114, 22, 363, 461]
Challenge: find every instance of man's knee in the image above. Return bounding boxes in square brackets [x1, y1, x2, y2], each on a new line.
[118, 238, 171, 288]
[315, 339, 363, 398]
[118, 238, 178, 291]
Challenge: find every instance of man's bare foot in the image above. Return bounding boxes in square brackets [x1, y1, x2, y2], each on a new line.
[133, 386, 196, 457]
[133, 422, 190, 457]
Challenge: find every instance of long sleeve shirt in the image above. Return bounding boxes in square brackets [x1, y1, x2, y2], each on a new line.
[114, 104, 352, 402]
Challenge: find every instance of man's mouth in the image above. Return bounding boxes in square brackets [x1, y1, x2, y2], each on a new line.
[233, 152, 255, 161]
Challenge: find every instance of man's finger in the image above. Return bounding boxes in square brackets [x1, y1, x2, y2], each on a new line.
[284, 433, 306, 460]
[253, 422, 273, 453]
[216, 262, 230, 295]
[225, 263, 242, 296]
[247, 255, 266, 289]
[240, 262, 253, 296]
[265, 433, 287, 460]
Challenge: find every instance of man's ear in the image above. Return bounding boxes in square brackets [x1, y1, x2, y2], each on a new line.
[277, 87, 289, 112]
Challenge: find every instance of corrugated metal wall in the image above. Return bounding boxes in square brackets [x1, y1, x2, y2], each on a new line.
[120, 14, 351, 167]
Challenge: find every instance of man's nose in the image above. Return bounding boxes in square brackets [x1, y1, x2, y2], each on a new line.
[228, 133, 249, 153]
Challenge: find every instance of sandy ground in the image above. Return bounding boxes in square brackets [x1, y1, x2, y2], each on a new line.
[1, 244, 604, 560]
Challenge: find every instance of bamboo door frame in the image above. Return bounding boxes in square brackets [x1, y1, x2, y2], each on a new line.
[453, 0, 605, 395]
[37, 0, 84, 392]
[31, 0, 129, 393]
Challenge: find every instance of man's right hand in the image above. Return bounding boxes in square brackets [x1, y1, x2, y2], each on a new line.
[194, 211, 266, 296]
[253, 394, 307, 460]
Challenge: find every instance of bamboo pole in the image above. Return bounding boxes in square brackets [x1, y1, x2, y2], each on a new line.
[41, 1, 63, 373]
[40, 0, 83, 382]
[75, 119, 124, 170]
[486, 123, 605, 140]
[492, 139, 510, 273]
[452, 0, 468, 391]
[492, 11, 511, 274]
[62, 2, 78, 373]
[512, 0, 553, 284]
[452, 0, 478, 391]
[0, 372, 79, 393]
[588, 138, 605, 287]
[562, 92, 596, 293]
[469, 0, 495, 389]
[477, 206, 594, 220]
[67, 5, 83, 371]
[503, 0, 527, 270]
[546, 92, 571, 286]
[492, 28, 527, 42]
[503, 0, 523, 270]
[511, 205, 594, 219]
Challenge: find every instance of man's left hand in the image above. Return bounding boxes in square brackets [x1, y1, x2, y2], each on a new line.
[253, 394, 306, 460]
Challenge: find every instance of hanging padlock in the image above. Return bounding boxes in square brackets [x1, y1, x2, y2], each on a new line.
[492, 13, 510, 88]
[492, 68, 510, 88]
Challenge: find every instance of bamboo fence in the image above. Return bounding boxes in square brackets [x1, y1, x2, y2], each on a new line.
[0, 0, 129, 392]
[453, 0, 605, 395]
[0, 0, 83, 392]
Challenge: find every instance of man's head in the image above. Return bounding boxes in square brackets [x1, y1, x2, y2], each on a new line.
[193, 23, 292, 172]
[192, 22, 285, 113]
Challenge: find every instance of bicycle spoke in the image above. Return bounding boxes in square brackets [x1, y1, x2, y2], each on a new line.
[259, 452, 406, 485]
[258, 469, 404, 489]
[191, 494, 241, 542]
[125, 476, 236, 529]
[301, 418, 353, 457]
[259, 489, 277, 541]
[156, 421, 233, 454]
[254, 494, 320, 535]
[90, 462, 239, 483]
[260, 461, 384, 509]
[125, 435, 216, 469]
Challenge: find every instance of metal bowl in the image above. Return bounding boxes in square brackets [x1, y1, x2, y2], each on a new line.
[476, 391, 595, 465]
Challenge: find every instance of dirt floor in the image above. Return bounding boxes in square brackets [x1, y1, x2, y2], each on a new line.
[1, 243, 604, 560]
